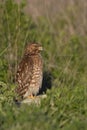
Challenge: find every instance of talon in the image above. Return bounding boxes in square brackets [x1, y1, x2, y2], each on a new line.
[27, 94, 35, 99]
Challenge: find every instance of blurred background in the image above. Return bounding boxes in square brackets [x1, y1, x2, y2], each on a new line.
[0, 0, 87, 84]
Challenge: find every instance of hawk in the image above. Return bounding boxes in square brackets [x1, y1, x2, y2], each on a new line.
[15, 43, 43, 100]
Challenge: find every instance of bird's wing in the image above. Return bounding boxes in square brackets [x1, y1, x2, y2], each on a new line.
[15, 56, 33, 97]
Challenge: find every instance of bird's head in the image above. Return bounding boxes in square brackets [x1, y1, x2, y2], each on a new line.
[24, 43, 43, 55]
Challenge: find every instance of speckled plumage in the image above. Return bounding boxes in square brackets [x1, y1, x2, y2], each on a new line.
[15, 43, 43, 99]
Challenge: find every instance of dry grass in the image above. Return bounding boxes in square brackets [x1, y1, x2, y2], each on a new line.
[15, 0, 87, 36]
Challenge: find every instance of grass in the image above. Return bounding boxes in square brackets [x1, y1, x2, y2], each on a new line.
[0, 85, 86, 130]
[0, 0, 87, 130]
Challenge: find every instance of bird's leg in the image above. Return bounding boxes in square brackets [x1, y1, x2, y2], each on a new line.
[27, 94, 35, 99]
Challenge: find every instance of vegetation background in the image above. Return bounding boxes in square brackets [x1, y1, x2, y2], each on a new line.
[0, 0, 87, 129]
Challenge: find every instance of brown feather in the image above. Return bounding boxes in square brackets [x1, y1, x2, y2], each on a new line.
[15, 43, 43, 99]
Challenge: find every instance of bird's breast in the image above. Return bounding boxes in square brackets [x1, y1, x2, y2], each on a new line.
[30, 55, 43, 88]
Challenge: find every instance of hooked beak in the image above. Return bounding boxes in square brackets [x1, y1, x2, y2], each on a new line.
[39, 46, 43, 51]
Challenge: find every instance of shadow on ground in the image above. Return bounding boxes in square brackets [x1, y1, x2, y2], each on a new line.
[38, 71, 53, 95]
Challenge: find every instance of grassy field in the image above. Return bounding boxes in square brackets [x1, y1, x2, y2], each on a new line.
[0, 0, 87, 130]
